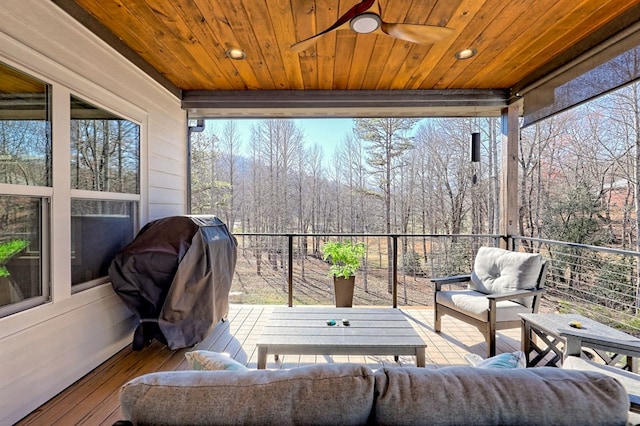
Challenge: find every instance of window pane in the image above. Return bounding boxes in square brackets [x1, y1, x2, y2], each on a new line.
[0, 196, 45, 309]
[70, 96, 140, 193]
[0, 62, 52, 186]
[71, 199, 135, 286]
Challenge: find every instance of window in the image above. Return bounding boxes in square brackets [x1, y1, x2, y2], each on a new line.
[70, 95, 139, 193]
[0, 62, 51, 317]
[0, 62, 51, 186]
[71, 199, 135, 289]
[70, 95, 140, 290]
[0, 196, 47, 311]
[0, 62, 143, 315]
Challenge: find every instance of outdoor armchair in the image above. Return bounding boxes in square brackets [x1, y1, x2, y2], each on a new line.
[431, 247, 548, 357]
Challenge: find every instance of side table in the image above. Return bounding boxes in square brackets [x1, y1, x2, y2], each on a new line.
[520, 313, 640, 372]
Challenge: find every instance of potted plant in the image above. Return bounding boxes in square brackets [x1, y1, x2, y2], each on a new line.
[322, 240, 366, 307]
[0, 239, 28, 304]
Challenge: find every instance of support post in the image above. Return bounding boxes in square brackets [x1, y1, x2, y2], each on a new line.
[500, 104, 519, 250]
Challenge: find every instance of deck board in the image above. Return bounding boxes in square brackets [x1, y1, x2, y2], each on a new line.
[16, 304, 522, 425]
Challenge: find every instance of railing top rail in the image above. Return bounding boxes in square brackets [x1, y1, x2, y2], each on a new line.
[234, 233, 502, 239]
[514, 236, 640, 257]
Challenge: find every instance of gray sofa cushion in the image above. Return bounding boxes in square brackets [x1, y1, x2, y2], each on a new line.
[470, 247, 543, 307]
[563, 355, 640, 424]
[374, 366, 628, 426]
[120, 363, 374, 425]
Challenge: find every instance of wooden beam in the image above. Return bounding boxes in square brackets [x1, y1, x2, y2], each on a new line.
[182, 89, 509, 118]
[500, 103, 519, 249]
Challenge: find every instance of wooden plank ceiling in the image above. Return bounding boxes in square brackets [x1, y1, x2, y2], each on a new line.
[24, 1, 640, 116]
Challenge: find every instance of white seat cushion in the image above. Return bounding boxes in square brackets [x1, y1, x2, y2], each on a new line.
[436, 289, 531, 322]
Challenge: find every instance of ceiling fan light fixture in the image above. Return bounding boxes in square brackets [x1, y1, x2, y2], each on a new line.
[350, 13, 381, 34]
[455, 48, 477, 60]
[225, 48, 246, 60]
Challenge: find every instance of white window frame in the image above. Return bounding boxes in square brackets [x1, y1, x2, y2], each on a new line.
[68, 93, 143, 292]
[0, 53, 148, 314]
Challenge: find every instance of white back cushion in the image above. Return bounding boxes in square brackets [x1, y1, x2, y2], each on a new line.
[470, 247, 542, 295]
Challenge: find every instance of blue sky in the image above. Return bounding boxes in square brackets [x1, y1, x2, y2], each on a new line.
[206, 118, 355, 162]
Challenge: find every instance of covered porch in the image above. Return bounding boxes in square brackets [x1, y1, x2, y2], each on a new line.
[2, 0, 640, 424]
[17, 304, 522, 425]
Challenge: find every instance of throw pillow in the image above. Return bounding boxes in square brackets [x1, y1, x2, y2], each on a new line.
[184, 350, 248, 371]
[464, 351, 526, 369]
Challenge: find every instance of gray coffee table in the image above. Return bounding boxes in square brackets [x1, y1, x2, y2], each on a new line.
[256, 307, 427, 369]
[520, 313, 640, 371]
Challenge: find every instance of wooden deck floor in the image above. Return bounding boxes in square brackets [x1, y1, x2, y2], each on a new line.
[17, 304, 522, 425]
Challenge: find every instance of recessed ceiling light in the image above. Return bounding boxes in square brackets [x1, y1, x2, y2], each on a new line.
[455, 48, 477, 60]
[225, 48, 246, 60]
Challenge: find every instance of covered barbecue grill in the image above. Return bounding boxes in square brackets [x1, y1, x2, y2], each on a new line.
[109, 215, 237, 350]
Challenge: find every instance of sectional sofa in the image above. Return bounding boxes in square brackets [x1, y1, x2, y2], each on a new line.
[115, 363, 629, 425]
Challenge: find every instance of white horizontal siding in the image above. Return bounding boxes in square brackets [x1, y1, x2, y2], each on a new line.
[0, 0, 188, 424]
[147, 114, 187, 217]
[149, 169, 186, 191]
[149, 138, 188, 166]
[149, 187, 186, 205]
[1, 287, 135, 424]
[148, 204, 191, 222]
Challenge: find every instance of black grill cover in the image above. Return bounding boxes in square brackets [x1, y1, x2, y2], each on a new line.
[109, 215, 237, 350]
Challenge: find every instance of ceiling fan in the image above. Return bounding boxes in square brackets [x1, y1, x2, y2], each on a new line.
[291, 0, 455, 52]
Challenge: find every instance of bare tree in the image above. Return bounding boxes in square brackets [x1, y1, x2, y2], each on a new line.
[338, 133, 373, 290]
[189, 129, 220, 214]
[355, 118, 418, 292]
[305, 144, 325, 255]
[218, 121, 242, 229]
[416, 119, 475, 237]
[519, 114, 569, 243]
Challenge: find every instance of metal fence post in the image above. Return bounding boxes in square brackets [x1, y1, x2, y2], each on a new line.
[392, 235, 398, 308]
[288, 234, 293, 307]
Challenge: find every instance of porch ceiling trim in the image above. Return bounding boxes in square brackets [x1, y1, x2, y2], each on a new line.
[183, 89, 510, 119]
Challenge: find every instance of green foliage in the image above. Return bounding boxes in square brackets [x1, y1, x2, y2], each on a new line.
[322, 240, 367, 279]
[623, 316, 640, 331]
[591, 256, 635, 309]
[541, 181, 611, 245]
[0, 239, 28, 262]
[557, 300, 572, 314]
[402, 250, 424, 276]
[354, 118, 417, 191]
[0, 239, 28, 277]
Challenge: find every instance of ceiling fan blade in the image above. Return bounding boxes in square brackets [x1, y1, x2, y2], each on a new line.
[291, 0, 378, 52]
[380, 22, 455, 45]
[291, 33, 337, 53]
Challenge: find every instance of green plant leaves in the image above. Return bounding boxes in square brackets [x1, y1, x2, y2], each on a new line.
[0, 239, 29, 277]
[322, 240, 366, 279]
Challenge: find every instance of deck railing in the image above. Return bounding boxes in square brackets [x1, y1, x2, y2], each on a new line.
[232, 233, 502, 308]
[514, 236, 640, 336]
[231, 233, 640, 337]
